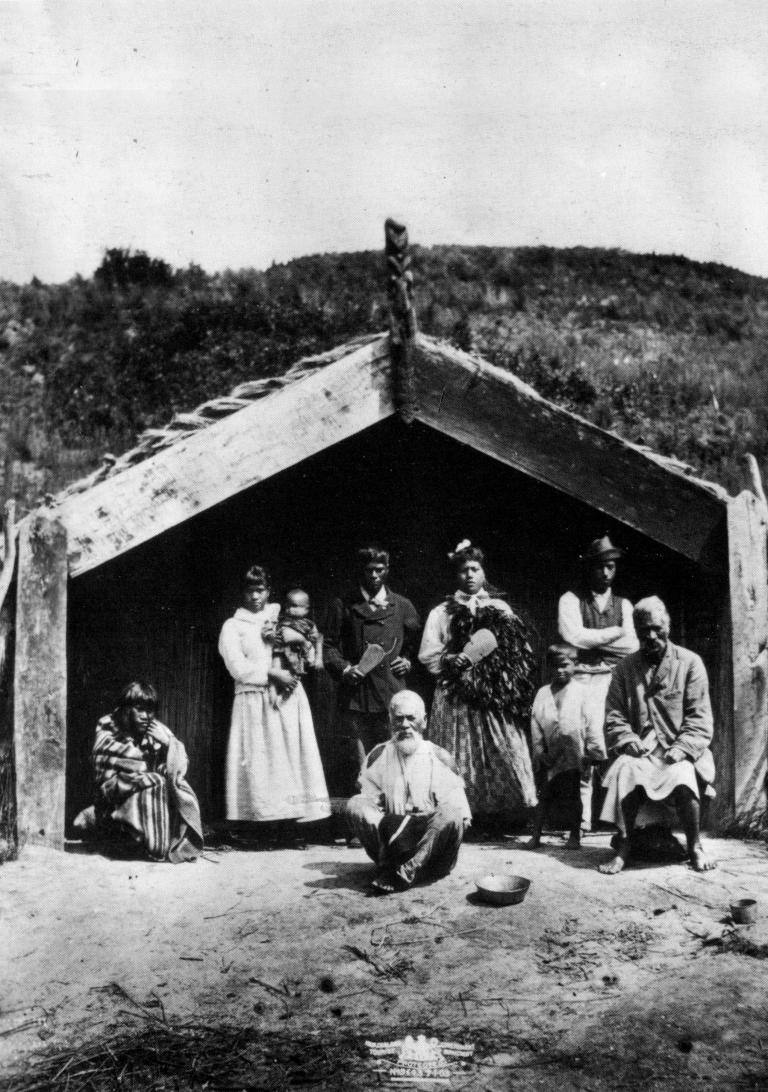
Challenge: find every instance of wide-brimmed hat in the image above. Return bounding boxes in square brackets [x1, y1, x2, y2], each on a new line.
[581, 535, 623, 562]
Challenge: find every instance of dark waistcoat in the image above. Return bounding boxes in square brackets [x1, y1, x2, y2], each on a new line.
[578, 592, 624, 666]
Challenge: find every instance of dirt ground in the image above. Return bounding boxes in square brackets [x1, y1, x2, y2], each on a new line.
[2, 830, 768, 1090]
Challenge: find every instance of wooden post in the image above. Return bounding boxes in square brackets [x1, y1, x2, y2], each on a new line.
[14, 512, 68, 848]
[710, 581, 735, 830]
[0, 499, 17, 680]
[385, 218, 417, 422]
[727, 488, 768, 830]
[0, 501, 17, 857]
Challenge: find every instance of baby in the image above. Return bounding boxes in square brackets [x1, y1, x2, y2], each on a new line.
[527, 643, 606, 850]
[269, 589, 323, 706]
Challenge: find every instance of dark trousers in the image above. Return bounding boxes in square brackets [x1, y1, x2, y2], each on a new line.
[537, 769, 583, 834]
[345, 795, 465, 883]
[341, 710, 390, 794]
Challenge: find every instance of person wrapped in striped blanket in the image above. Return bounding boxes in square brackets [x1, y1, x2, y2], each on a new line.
[90, 681, 203, 862]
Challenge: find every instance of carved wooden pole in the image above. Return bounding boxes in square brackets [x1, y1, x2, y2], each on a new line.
[385, 218, 417, 422]
[14, 512, 68, 848]
[724, 453, 768, 831]
[0, 500, 17, 680]
[0, 501, 17, 856]
[727, 479, 768, 831]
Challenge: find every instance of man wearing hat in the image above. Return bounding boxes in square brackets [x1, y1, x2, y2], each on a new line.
[557, 535, 638, 830]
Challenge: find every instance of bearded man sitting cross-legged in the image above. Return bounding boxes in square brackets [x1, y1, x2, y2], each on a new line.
[345, 690, 471, 894]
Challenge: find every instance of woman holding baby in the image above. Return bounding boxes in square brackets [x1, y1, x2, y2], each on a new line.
[418, 541, 538, 824]
[218, 565, 330, 843]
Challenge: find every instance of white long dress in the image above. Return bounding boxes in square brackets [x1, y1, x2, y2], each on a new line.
[219, 606, 331, 823]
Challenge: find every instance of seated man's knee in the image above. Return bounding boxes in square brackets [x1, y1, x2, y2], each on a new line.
[433, 803, 466, 833]
[345, 794, 368, 821]
[670, 784, 697, 807]
[345, 794, 382, 825]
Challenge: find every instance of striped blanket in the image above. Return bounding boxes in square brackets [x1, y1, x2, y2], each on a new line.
[93, 716, 203, 862]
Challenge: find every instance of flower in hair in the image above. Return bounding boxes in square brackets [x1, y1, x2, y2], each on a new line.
[448, 538, 471, 560]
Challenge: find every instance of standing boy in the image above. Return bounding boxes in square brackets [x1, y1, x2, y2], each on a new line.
[527, 644, 606, 850]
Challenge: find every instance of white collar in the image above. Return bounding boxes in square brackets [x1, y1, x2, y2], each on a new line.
[360, 585, 388, 607]
[454, 588, 490, 615]
[234, 605, 273, 624]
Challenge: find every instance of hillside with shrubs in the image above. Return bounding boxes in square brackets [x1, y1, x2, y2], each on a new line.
[1, 243, 767, 514]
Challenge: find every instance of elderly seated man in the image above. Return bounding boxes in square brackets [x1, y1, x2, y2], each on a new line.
[346, 690, 471, 894]
[598, 597, 717, 875]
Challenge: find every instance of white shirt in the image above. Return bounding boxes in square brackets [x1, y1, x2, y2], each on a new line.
[360, 737, 472, 821]
[218, 605, 279, 692]
[360, 585, 389, 610]
[557, 591, 638, 655]
[530, 680, 606, 780]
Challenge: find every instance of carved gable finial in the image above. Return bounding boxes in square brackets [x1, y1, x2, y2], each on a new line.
[385, 218, 417, 345]
[384, 218, 417, 421]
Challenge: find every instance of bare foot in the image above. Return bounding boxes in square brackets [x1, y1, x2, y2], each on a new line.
[598, 854, 627, 875]
[690, 844, 716, 872]
[525, 837, 542, 850]
[395, 863, 415, 888]
[370, 871, 397, 894]
[565, 834, 581, 851]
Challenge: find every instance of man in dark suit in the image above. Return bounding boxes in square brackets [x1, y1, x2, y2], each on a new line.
[324, 545, 421, 793]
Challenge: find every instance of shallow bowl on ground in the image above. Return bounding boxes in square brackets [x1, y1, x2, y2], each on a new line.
[474, 873, 531, 906]
[730, 898, 759, 925]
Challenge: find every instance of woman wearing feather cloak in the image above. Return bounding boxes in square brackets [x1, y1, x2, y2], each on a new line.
[418, 542, 538, 821]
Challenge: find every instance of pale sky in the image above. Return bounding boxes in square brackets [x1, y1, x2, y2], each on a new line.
[2, 0, 768, 284]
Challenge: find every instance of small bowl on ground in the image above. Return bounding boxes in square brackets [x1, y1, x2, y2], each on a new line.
[730, 898, 759, 925]
[474, 873, 531, 906]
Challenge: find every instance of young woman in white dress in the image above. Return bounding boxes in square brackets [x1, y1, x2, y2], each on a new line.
[219, 565, 330, 845]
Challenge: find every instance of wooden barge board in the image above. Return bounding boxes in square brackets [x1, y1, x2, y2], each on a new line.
[412, 334, 726, 563]
[54, 336, 393, 577]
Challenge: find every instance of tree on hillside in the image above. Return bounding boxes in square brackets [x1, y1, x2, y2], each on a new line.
[94, 248, 173, 291]
[2, 243, 768, 510]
